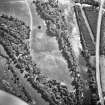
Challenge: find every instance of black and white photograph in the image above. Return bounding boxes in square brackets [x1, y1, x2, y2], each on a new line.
[0, 0, 104, 105]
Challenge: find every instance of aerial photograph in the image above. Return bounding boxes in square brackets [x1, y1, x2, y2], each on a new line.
[0, 0, 105, 105]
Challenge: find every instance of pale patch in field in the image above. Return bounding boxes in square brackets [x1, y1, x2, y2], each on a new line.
[58, 0, 70, 5]
[64, 8, 70, 16]
[36, 32, 44, 39]
[70, 26, 82, 57]
[44, 53, 67, 65]
[70, 36, 81, 57]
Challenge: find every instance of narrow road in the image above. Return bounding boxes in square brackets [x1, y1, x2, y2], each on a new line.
[96, 0, 105, 104]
